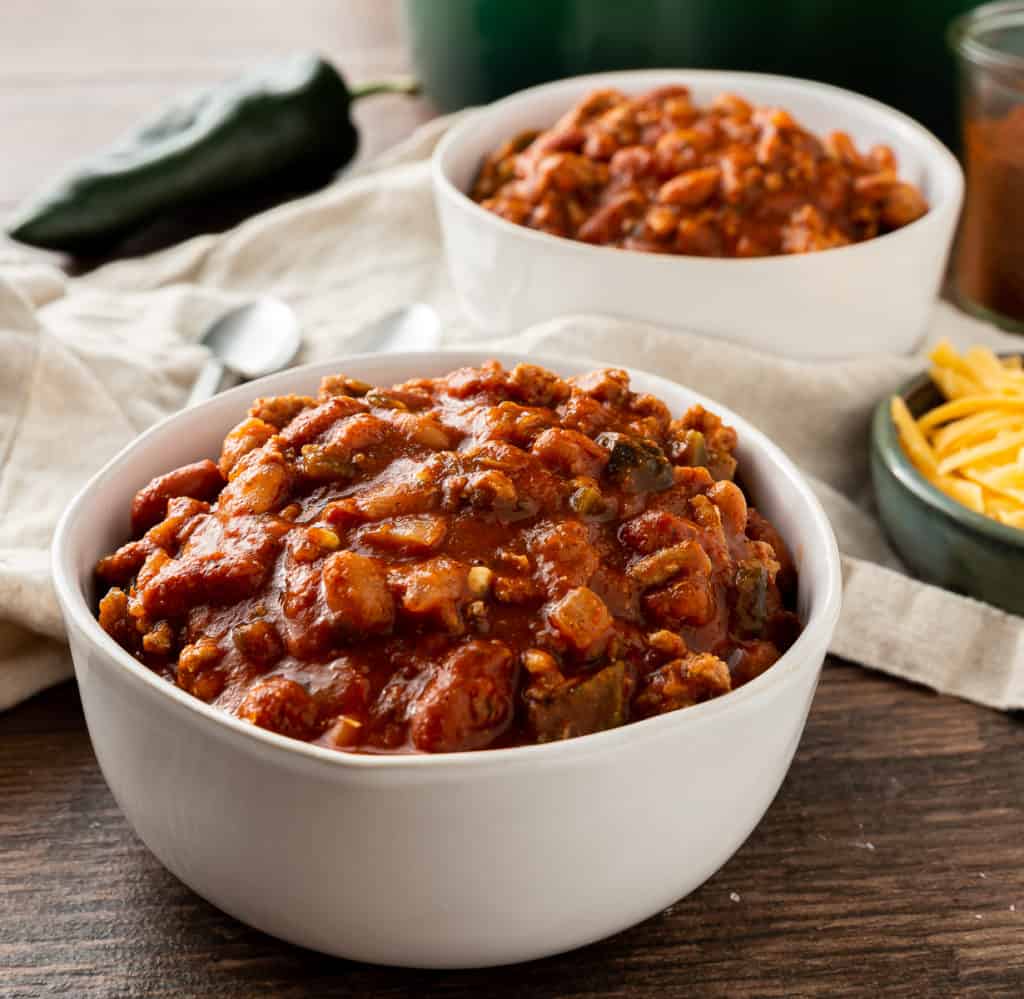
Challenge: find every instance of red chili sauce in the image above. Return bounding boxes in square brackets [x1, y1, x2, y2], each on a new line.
[95, 362, 802, 753]
[472, 86, 928, 257]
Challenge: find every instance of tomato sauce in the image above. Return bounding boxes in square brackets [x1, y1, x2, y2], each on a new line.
[95, 362, 801, 753]
[472, 86, 928, 257]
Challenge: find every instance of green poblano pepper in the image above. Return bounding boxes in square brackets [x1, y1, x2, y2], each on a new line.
[734, 560, 769, 637]
[596, 432, 675, 494]
[6, 52, 417, 252]
[525, 661, 628, 744]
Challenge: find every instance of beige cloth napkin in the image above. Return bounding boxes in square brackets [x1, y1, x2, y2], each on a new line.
[3, 115, 1023, 712]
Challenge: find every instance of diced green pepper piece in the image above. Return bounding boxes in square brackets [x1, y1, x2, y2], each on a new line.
[525, 660, 627, 743]
[597, 433, 674, 493]
[734, 560, 769, 636]
[569, 484, 602, 516]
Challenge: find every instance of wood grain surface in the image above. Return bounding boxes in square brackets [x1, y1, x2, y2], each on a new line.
[3, 664, 1023, 999]
[2, 2, 1023, 997]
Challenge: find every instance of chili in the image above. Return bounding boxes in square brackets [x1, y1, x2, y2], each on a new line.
[95, 362, 803, 754]
[471, 86, 929, 257]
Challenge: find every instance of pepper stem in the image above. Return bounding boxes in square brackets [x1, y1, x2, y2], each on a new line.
[350, 77, 421, 100]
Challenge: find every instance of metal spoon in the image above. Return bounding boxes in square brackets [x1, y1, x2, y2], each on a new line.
[187, 300, 443, 406]
[342, 303, 443, 355]
[187, 297, 301, 407]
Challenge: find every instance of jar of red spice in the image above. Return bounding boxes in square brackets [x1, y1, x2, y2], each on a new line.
[951, 2, 1024, 330]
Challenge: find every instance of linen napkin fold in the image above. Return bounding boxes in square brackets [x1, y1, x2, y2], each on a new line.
[2, 114, 1023, 712]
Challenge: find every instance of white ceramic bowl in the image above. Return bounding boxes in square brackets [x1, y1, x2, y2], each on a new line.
[433, 70, 964, 360]
[52, 351, 842, 968]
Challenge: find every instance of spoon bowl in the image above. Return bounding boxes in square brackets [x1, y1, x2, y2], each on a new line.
[207, 298, 302, 379]
[188, 300, 444, 407]
[188, 297, 301, 406]
[344, 303, 442, 354]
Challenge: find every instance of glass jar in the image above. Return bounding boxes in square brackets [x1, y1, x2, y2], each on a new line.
[951, 1, 1024, 330]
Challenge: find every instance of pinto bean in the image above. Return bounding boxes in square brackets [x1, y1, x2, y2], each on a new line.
[391, 557, 470, 634]
[138, 514, 279, 618]
[96, 539, 152, 586]
[298, 414, 390, 482]
[359, 515, 448, 555]
[473, 402, 555, 447]
[218, 448, 291, 516]
[322, 551, 394, 635]
[531, 427, 609, 478]
[547, 586, 612, 656]
[145, 496, 210, 552]
[712, 92, 753, 119]
[824, 130, 863, 166]
[708, 479, 748, 535]
[218, 417, 277, 477]
[381, 410, 454, 450]
[355, 475, 440, 520]
[645, 204, 680, 238]
[882, 182, 929, 228]
[853, 169, 900, 201]
[408, 640, 516, 752]
[529, 519, 598, 596]
[130, 459, 224, 535]
[657, 166, 721, 207]
[644, 573, 716, 628]
[278, 396, 369, 449]
[577, 190, 644, 243]
[619, 509, 697, 554]
[627, 539, 711, 588]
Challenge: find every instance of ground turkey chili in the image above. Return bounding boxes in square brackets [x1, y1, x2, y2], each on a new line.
[95, 362, 802, 753]
[471, 86, 928, 256]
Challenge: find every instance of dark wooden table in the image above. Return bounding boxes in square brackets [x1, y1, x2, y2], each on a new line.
[2, 4, 1023, 997]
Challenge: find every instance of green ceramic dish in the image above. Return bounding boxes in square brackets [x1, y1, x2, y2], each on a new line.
[870, 366, 1024, 616]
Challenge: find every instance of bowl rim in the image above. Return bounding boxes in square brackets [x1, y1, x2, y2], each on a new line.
[432, 67, 964, 267]
[872, 364, 1024, 551]
[52, 348, 843, 773]
[949, 1, 1024, 78]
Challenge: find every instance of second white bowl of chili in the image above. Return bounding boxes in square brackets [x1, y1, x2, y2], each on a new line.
[52, 350, 842, 968]
[433, 69, 963, 360]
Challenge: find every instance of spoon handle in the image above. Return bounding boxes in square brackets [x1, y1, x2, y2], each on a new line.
[186, 358, 226, 408]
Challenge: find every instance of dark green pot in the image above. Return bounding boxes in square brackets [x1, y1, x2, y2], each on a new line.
[402, 0, 974, 146]
[870, 373, 1024, 616]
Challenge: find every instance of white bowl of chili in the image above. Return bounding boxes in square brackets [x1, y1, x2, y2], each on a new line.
[52, 351, 842, 968]
[433, 69, 963, 360]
